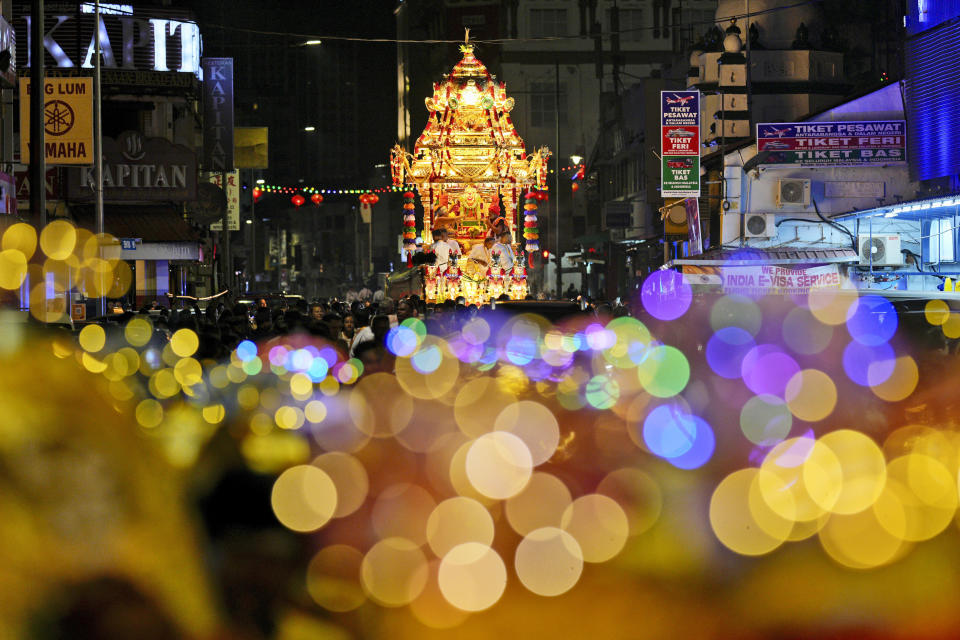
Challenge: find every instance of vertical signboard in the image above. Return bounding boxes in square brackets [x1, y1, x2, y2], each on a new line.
[661, 90, 700, 198]
[206, 170, 240, 231]
[202, 58, 234, 171]
[20, 78, 94, 165]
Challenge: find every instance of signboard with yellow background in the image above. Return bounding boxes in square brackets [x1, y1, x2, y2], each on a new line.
[19, 77, 94, 165]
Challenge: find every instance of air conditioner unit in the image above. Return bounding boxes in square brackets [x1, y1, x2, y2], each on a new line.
[776, 179, 811, 207]
[858, 234, 903, 267]
[744, 213, 776, 238]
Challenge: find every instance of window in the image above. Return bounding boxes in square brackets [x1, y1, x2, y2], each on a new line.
[529, 82, 568, 128]
[608, 8, 645, 42]
[529, 8, 568, 38]
[929, 218, 956, 263]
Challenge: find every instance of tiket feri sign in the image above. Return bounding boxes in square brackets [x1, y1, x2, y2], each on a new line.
[202, 58, 234, 172]
[19, 78, 93, 164]
[660, 90, 700, 198]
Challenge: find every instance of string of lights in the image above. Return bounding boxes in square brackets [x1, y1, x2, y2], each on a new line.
[254, 184, 551, 196]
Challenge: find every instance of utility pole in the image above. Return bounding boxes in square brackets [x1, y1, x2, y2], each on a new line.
[554, 60, 562, 298]
[28, 0, 44, 228]
[95, 0, 105, 316]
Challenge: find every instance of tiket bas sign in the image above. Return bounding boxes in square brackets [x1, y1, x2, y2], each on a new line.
[203, 58, 234, 172]
[661, 91, 700, 198]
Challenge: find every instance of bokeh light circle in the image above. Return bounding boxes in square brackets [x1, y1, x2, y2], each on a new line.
[514, 527, 584, 597]
[437, 543, 507, 612]
[270, 465, 338, 532]
[640, 269, 692, 320]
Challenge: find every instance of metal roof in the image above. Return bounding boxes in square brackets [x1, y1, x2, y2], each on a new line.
[833, 195, 960, 222]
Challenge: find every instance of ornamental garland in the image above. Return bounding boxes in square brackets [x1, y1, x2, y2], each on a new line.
[403, 191, 417, 268]
[523, 190, 539, 265]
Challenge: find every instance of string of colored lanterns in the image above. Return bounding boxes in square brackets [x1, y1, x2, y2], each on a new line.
[257, 184, 410, 195]
[402, 191, 416, 267]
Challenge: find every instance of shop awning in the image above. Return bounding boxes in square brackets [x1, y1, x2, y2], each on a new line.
[833, 194, 960, 222]
[665, 246, 858, 268]
[72, 206, 201, 243]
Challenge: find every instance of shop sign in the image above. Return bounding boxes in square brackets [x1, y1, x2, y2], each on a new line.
[661, 90, 700, 198]
[205, 170, 239, 231]
[15, 168, 61, 207]
[15, 6, 201, 76]
[756, 121, 907, 166]
[202, 57, 234, 171]
[19, 77, 94, 164]
[67, 130, 197, 202]
[683, 263, 841, 296]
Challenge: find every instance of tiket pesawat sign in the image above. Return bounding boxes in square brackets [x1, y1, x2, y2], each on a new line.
[67, 130, 197, 202]
[661, 91, 700, 198]
[202, 58, 234, 172]
[756, 121, 907, 166]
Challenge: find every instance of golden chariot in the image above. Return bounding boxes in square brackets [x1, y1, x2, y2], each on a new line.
[390, 35, 550, 305]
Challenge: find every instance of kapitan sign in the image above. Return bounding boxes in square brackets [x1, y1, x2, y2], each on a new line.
[67, 130, 197, 202]
[15, 3, 201, 75]
[756, 121, 907, 166]
[661, 91, 701, 198]
[203, 58, 234, 172]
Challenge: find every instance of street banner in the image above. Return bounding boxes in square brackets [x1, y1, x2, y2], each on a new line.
[19, 77, 94, 165]
[685, 198, 702, 256]
[682, 264, 841, 296]
[661, 90, 700, 198]
[206, 171, 240, 231]
[202, 58, 234, 171]
[756, 121, 906, 166]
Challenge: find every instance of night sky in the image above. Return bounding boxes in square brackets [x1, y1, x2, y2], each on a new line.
[191, 0, 399, 177]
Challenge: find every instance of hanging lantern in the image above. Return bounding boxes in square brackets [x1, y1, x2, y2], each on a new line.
[252, 187, 262, 201]
[291, 194, 305, 207]
[571, 183, 579, 193]
[523, 190, 540, 265]
[402, 191, 417, 268]
[311, 193, 323, 206]
[370, 193, 380, 204]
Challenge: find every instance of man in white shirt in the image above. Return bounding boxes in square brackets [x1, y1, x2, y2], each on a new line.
[432, 228, 461, 272]
[492, 231, 515, 271]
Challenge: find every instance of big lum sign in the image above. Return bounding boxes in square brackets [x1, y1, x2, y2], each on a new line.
[15, 3, 201, 75]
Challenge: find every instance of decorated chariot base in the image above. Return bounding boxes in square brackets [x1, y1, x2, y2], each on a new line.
[423, 257, 528, 305]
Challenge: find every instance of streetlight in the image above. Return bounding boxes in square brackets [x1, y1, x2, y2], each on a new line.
[256, 178, 265, 184]
[304, 40, 322, 46]
[304, 126, 316, 132]
[570, 154, 583, 165]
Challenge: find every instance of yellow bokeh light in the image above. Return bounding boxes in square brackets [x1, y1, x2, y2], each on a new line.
[758, 437, 841, 522]
[173, 357, 203, 387]
[349, 372, 415, 438]
[270, 465, 338, 532]
[135, 398, 164, 428]
[289, 372, 313, 399]
[360, 537, 429, 607]
[409, 561, 471, 630]
[274, 405, 305, 430]
[426, 496, 495, 558]
[504, 471, 572, 536]
[710, 468, 789, 556]
[817, 429, 887, 515]
[943, 312, 960, 339]
[875, 454, 958, 542]
[870, 356, 919, 403]
[78, 324, 106, 353]
[304, 399, 328, 423]
[312, 452, 369, 518]
[306, 545, 366, 612]
[819, 505, 907, 569]
[39, 219, 77, 260]
[924, 299, 951, 326]
[808, 287, 859, 326]
[0, 249, 28, 290]
[454, 377, 518, 439]
[465, 431, 533, 500]
[561, 494, 629, 563]
[514, 527, 584, 597]
[394, 336, 459, 400]
[201, 404, 225, 424]
[2, 222, 37, 259]
[784, 369, 837, 422]
[81, 351, 108, 373]
[494, 400, 560, 466]
[170, 328, 199, 357]
[437, 543, 506, 612]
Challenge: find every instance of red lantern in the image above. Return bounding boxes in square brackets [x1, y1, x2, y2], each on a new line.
[571, 183, 580, 193]
[252, 187, 262, 201]
[291, 194, 305, 207]
[370, 193, 379, 204]
[311, 193, 323, 206]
